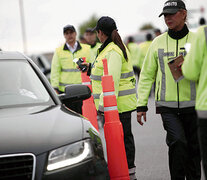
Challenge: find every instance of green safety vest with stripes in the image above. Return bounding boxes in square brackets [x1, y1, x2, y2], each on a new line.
[50, 42, 91, 92]
[137, 31, 196, 109]
[90, 42, 137, 113]
[127, 42, 140, 68]
[182, 25, 207, 118]
[138, 40, 152, 69]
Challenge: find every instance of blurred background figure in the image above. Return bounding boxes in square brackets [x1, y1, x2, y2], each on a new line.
[127, 36, 141, 78]
[137, 33, 153, 70]
[199, 17, 206, 25]
[79, 35, 87, 44]
[154, 28, 162, 37]
[137, 33, 154, 95]
[50, 24, 92, 114]
[84, 28, 101, 61]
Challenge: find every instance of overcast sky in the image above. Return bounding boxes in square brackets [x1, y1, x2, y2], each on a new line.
[0, 0, 206, 54]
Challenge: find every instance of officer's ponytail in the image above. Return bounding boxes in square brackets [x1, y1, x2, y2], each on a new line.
[111, 30, 128, 61]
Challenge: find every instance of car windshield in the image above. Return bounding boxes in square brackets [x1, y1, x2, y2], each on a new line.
[0, 59, 53, 108]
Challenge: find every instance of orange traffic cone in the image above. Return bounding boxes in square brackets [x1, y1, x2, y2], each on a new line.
[81, 57, 99, 131]
[102, 58, 130, 180]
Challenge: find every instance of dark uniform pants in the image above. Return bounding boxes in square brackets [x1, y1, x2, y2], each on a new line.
[161, 112, 201, 180]
[197, 118, 207, 179]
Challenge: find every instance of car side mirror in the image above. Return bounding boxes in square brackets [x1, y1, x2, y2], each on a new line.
[58, 84, 91, 104]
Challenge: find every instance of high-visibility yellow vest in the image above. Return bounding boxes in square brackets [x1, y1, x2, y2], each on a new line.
[182, 25, 207, 118]
[137, 29, 196, 110]
[51, 42, 91, 92]
[91, 42, 137, 113]
[138, 40, 152, 69]
[127, 42, 140, 68]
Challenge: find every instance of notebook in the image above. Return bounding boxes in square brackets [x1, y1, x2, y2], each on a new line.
[168, 55, 184, 82]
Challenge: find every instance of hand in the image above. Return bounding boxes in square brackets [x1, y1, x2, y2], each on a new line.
[77, 62, 89, 72]
[177, 61, 184, 72]
[137, 111, 146, 126]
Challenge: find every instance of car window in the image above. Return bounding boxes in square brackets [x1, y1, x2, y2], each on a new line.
[0, 59, 53, 108]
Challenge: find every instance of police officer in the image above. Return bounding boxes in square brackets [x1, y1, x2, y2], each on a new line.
[81, 16, 137, 179]
[50, 25, 92, 114]
[136, 0, 201, 179]
[154, 28, 162, 37]
[137, 33, 153, 70]
[182, 25, 207, 179]
[127, 36, 141, 78]
[84, 28, 101, 60]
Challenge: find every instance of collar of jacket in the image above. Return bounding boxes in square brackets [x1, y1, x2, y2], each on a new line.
[168, 24, 189, 40]
[63, 41, 82, 53]
[91, 42, 97, 48]
[97, 37, 112, 55]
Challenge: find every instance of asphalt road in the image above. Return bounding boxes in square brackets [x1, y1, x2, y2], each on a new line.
[99, 96, 205, 179]
[131, 97, 170, 179]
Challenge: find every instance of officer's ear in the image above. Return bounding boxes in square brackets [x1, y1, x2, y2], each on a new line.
[180, 9, 187, 21]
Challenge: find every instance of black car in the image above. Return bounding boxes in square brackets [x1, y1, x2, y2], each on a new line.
[0, 51, 109, 180]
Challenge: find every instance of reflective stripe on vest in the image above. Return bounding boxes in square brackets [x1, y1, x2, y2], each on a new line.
[90, 74, 102, 81]
[190, 81, 196, 100]
[103, 92, 115, 96]
[163, 52, 174, 57]
[156, 100, 195, 108]
[104, 106, 118, 112]
[93, 94, 100, 99]
[118, 88, 136, 96]
[120, 71, 134, 79]
[103, 88, 136, 97]
[94, 88, 135, 100]
[158, 49, 196, 103]
[82, 82, 91, 85]
[158, 49, 167, 101]
[197, 110, 207, 118]
[90, 71, 134, 81]
[61, 68, 80, 72]
[59, 82, 81, 87]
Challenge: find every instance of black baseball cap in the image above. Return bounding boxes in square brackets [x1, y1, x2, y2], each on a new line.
[63, 25, 76, 33]
[93, 16, 117, 34]
[159, 0, 186, 17]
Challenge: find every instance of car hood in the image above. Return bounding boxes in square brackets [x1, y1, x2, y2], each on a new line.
[0, 105, 86, 155]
